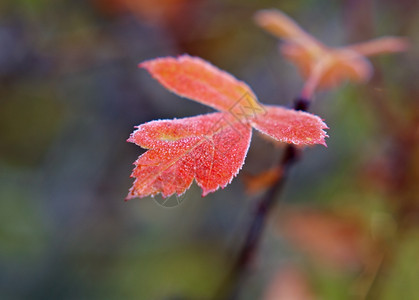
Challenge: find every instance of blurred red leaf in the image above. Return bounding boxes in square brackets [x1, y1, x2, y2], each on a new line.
[279, 208, 373, 271]
[254, 9, 408, 95]
[127, 55, 328, 199]
[264, 265, 315, 300]
[243, 166, 282, 195]
[91, 0, 189, 23]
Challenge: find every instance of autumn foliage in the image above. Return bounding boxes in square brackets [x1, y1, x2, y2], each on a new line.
[121, 6, 413, 297]
[126, 55, 328, 199]
[254, 9, 408, 97]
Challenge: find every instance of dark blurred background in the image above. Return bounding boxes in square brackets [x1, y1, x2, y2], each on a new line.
[1, 0, 418, 299]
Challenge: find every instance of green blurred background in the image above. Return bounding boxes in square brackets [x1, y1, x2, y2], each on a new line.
[1, 0, 418, 299]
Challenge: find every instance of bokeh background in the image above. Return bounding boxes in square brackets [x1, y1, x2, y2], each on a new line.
[1, 0, 418, 299]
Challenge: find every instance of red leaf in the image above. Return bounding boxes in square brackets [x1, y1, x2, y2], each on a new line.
[127, 113, 252, 199]
[250, 106, 328, 146]
[279, 209, 373, 271]
[264, 266, 315, 300]
[140, 55, 260, 112]
[255, 9, 408, 91]
[128, 55, 328, 199]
